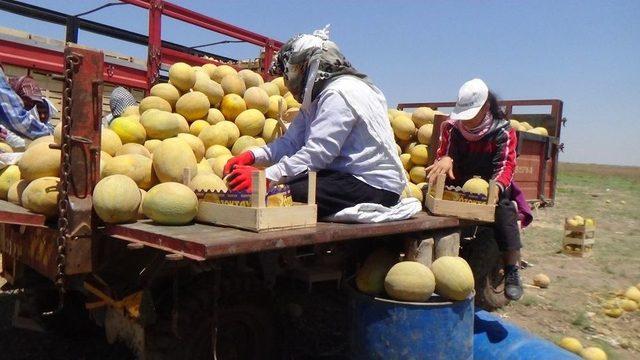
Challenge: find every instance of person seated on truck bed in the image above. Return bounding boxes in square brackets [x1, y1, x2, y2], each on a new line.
[224, 26, 406, 218]
[426, 78, 524, 301]
[0, 64, 55, 150]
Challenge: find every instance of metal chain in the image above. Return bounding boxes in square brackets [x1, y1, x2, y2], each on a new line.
[52, 53, 80, 311]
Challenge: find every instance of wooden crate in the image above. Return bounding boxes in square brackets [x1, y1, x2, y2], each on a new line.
[562, 218, 596, 257]
[425, 174, 498, 222]
[196, 171, 317, 232]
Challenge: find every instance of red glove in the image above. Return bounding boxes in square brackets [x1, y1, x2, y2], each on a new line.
[223, 151, 255, 177]
[226, 165, 262, 192]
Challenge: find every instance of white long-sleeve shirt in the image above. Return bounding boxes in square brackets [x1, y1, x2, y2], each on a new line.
[251, 75, 406, 195]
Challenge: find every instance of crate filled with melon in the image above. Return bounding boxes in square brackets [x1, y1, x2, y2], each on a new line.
[1, 62, 302, 226]
[355, 247, 474, 303]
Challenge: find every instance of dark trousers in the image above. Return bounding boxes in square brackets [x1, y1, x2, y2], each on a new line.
[287, 170, 400, 218]
[494, 187, 522, 251]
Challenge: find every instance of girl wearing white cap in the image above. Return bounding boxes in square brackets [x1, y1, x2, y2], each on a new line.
[426, 79, 523, 301]
[224, 26, 406, 218]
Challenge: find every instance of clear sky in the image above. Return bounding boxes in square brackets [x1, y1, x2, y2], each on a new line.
[1, 1, 639, 166]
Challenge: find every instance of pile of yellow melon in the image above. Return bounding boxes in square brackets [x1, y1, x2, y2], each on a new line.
[356, 248, 475, 303]
[557, 337, 608, 360]
[2, 63, 299, 226]
[600, 283, 640, 319]
[509, 119, 549, 136]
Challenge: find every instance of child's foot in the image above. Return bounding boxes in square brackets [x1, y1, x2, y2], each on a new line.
[505, 269, 523, 300]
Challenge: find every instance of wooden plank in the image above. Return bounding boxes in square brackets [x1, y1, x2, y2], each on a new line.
[416, 238, 434, 267]
[434, 231, 460, 258]
[0, 201, 48, 227]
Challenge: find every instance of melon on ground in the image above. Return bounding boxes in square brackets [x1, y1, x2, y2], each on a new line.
[260, 82, 280, 97]
[216, 121, 240, 147]
[580, 347, 607, 360]
[417, 124, 434, 145]
[152, 137, 197, 183]
[238, 69, 263, 89]
[139, 96, 172, 114]
[235, 109, 266, 137]
[140, 110, 182, 140]
[409, 166, 426, 184]
[93, 175, 142, 223]
[18, 142, 61, 181]
[533, 273, 551, 288]
[557, 337, 583, 354]
[231, 136, 258, 156]
[220, 94, 247, 121]
[624, 286, 640, 302]
[142, 182, 198, 225]
[144, 139, 162, 154]
[355, 248, 398, 295]
[620, 299, 638, 312]
[177, 133, 206, 161]
[205, 108, 225, 125]
[412, 107, 435, 127]
[244, 87, 270, 114]
[391, 115, 416, 141]
[462, 176, 489, 196]
[150, 83, 181, 109]
[210, 154, 233, 178]
[188, 173, 227, 192]
[199, 123, 229, 150]
[196, 158, 214, 175]
[0, 165, 21, 199]
[21, 177, 59, 218]
[211, 64, 237, 83]
[102, 154, 156, 190]
[431, 256, 475, 301]
[193, 78, 224, 108]
[384, 261, 436, 302]
[168, 62, 196, 92]
[189, 120, 210, 137]
[205, 144, 232, 159]
[221, 74, 246, 96]
[271, 77, 288, 96]
[7, 179, 28, 205]
[262, 118, 280, 143]
[115, 143, 152, 158]
[176, 91, 210, 122]
[110, 116, 146, 144]
[409, 144, 429, 166]
[101, 128, 123, 156]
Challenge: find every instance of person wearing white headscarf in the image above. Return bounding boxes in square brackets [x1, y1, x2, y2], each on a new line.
[224, 26, 406, 218]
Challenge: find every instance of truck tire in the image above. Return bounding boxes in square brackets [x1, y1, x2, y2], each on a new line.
[459, 227, 510, 311]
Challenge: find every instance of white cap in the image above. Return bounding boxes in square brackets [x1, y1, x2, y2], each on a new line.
[450, 78, 489, 121]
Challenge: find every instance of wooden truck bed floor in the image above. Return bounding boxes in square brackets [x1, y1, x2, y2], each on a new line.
[0, 200, 459, 261]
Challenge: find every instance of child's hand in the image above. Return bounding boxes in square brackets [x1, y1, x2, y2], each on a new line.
[426, 156, 455, 185]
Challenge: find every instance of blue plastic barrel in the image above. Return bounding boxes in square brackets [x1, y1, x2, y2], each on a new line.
[473, 310, 581, 359]
[349, 286, 474, 360]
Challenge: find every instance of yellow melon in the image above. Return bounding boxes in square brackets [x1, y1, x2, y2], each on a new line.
[189, 120, 210, 137]
[388, 109, 401, 120]
[196, 158, 214, 175]
[193, 77, 224, 108]
[188, 173, 227, 192]
[409, 144, 429, 166]
[0, 165, 21, 199]
[209, 154, 233, 178]
[580, 347, 607, 360]
[7, 179, 28, 205]
[100, 151, 112, 176]
[175, 91, 210, 122]
[211, 64, 237, 83]
[139, 96, 172, 114]
[284, 92, 301, 109]
[260, 82, 280, 97]
[144, 139, 162, 154]
[409, 166, 426, 184]
[624, 286, 640, 302]
[221, 74, 246, 96]
[235, 109, 266, 137]
[520, 121, 533, 131]
[27, 135, 54, 149]
[194, 69, 209, 84]
[143, 182, 198, 225]
[153, 137, 197, 183]
[216, 121, 240, 147]
[417, 124, 434, 145]
[238, 69, 263, 89]
[262, 118, 280, 143]
[462, 176, 489, 196]
[150, 83, 181, 109]
[201, 63, 217, 79]
[175, 113, 190, 134]
[283, 107, 299, 123]
[0, 142, 13, 153]
[21, 176, 59, 218]
[199, 123, 229, 149]
[528, 127, 549, 136]
[266, 95, 284, 119]
[391, 115, 416, 141]
[403, 141, 417, 154]
[101, 128, 123, 156]
[52, 123, 63, 145]
[355, 248, 398, 295]
[231, 135, 258, 156]
[384, 261, 436, 302]
[220, 94, 247, 121]
[121, 105, 140, 117]
[533, 273, 551, 288]
[204, 108, 225, 125]
[102, 154, 156, 190]
[400, 153, 412, 171]
[272, 77, 288, 96]
[412, 107, 435, 127]
[243, 87, 270, 114]
[168, 62, 196, 91]
[557, 337, 583, 354]
[509, 119, 520, 129]
[177, 133, 206, 161]
[93, 175, 142, 223]
[431, 256, 475, 301]
[620, 299, 638, 312]
[140, 110, 182, 140]
[115, 143, 152, 158]
[407, 182, 423, 202]
[18, 142, 61, 181]
[205, 144, 232, 159]
[254, 138, 266, 147]
[110, 116, 146, 144]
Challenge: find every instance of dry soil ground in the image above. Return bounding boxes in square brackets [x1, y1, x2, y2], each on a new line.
[0, 162, 637, 359]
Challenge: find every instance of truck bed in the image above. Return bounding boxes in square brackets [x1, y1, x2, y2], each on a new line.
[0, 200, 459, 261]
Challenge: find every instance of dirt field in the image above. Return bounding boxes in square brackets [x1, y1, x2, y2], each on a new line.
[0, 162, 637, 359]
[501, 163, 640, 359]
